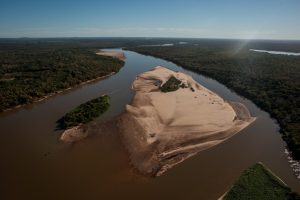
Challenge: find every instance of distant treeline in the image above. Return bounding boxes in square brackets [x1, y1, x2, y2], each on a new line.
[128, 44, 300, 160]
[0, 44, 124, 111]
[2, 37, 300, 52]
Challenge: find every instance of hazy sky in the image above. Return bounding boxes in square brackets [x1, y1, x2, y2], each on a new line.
[0, 0, 299, 39]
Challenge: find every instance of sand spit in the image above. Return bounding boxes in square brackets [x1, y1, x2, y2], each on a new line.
[60, 125, 89, 142]
[60, 119, 120, 143]
[96, 50, 126, 61]
[118, 66, 255, 176]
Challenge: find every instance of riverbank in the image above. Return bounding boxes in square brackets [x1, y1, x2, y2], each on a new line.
[118, 66, 255, 176]
[2, 72, 115, 113]
[96, 50, 126, 61]
[1, 47, 125, 113]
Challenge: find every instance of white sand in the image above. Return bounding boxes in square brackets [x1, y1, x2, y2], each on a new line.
[119, 66, 255, 175]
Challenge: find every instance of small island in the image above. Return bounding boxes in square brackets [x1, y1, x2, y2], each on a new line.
[221, 163, 300, 200]
[118, 66, 256, 176]
[60, 95, 110, 142]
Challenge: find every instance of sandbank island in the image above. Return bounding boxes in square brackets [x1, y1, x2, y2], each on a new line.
[118, 66, 255, 176]
[60, 95, 110, 142]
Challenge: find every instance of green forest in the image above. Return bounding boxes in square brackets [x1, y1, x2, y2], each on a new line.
[128, 44, 300, 160]
[0, 43, 124, 112]
[63, 95, 110, 128]
[224, 163, 300, 200]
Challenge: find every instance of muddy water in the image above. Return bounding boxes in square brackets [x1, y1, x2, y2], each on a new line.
[0, 49, 299, 200]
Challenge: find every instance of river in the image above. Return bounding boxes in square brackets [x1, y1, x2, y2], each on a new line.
[0, 49, 299, 200]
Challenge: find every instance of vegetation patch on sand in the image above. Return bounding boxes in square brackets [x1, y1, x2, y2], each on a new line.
[160, 75, 186, 92]
[223, 163, 300, 200]
[63, 95, 110, 128]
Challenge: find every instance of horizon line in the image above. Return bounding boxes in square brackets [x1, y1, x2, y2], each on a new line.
[0, 36, 300, 42]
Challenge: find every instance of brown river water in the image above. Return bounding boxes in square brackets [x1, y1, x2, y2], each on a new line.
[0, 49, 299, 200]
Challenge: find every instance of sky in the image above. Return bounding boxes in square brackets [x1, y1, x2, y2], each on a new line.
[0, 0, 299, 40]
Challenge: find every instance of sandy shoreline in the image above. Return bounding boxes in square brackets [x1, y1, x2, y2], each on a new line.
[118, 66, 255, 176]
[60, 118, 119, 143]
[60, 124, 89, 142]
[96, 50, 126, 61]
